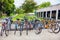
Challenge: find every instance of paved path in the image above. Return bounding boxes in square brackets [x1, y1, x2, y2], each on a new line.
[0, 29, 60, 40]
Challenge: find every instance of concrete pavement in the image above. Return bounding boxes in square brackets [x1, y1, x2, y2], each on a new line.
[0, 29, 60, 40]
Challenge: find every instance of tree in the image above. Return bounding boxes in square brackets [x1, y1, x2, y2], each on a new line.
[38, 2, 51, 9]
[0, 0, 15, 16]
[22, 0, 37, 13]
[16, 8, 24, 14]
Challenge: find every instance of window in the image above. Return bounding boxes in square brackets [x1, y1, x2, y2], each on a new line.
[41, 12, 42, 17]
[38, 12, 40, 17]
[44, 12, 46, 18]
[51, 10, 56, 19]
[47, 11, 50, 18]
[58, 10, 60, 19]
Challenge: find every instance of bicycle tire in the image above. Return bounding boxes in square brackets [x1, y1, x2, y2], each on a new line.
[48, 24, 53, 33]
[52, 23, 60, 33]
[35, 28, 42, 34]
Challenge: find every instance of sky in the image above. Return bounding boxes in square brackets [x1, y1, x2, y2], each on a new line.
[14, 0, 60, 8]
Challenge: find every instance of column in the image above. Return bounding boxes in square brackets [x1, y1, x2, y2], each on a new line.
[46, 11, 47, 18]
[36, 12, 38, 17]
[50, 11, 52, 18]
[43, 12, 44, 18]
[40, 12, 41, 17]
[39, 12, 40, 17]
[40, 12, 42, 17]
[37, 12, 39, 17]
[56, 9, 58, 21]
[42, 12, 44, 18]
[38, 12, 39, 17]
[38, 12, 40, 17]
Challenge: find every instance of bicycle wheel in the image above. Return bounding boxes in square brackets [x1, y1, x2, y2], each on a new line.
[52, 23, 60, 33]
[0, 27, 3, 36]
[35, 27, 42, 34]
[48, 24, 53, 33]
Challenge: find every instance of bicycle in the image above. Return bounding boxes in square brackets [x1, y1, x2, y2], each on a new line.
[34, 18, 60, 34]
[47, 19, 60, 33]
[34, 20, 43, 34]
[41, 18, 60, 33]
[0, 22, 2, 36]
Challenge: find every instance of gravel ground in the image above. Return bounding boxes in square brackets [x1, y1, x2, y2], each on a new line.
[0, 29, 60, 40]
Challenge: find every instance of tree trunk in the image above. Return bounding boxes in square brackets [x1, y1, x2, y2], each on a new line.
[0, 12, 2, 18]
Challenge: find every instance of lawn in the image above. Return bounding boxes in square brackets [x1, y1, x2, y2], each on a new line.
[12, 14, 44, 21]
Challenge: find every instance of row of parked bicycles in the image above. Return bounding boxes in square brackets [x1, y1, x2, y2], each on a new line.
[0, 17, 60, 36]
[35, 18, 60, 34]
[12, 18, 60, 34]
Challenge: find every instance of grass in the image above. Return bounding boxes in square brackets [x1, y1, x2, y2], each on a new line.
[12, 14, 25, 21]
[12, 14, 44, 21]
[0, 13, 44, 21]
[12, 13, 37, 21]
[1, 16, 5, 18]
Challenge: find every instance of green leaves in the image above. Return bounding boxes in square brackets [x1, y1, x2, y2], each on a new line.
[0, 0, 15, 16]
[8, 0, 14, 3]
[38, 2, 51, 8]
[22, 0, 37, 13]
[15, 8, 24, 14]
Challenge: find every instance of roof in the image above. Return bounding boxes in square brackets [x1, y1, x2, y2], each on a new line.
[37, 3, 60, 12]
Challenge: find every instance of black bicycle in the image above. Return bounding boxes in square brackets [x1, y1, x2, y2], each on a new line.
[34, 20, 43, 34]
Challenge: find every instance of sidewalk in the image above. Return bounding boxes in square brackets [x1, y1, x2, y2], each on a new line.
[0, 29, 60, 40]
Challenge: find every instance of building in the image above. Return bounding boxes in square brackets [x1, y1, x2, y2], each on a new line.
[28, 13, 34, 16]
[36, 4, 60, 21]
